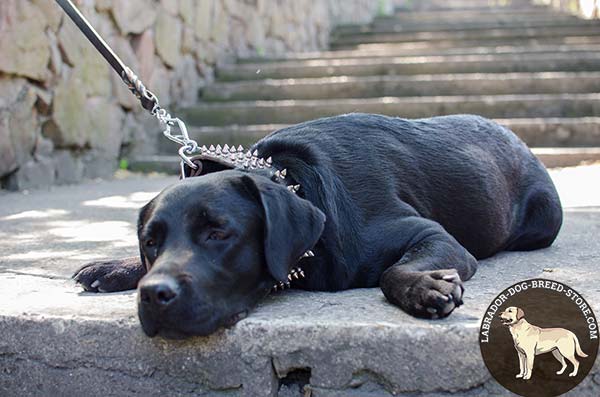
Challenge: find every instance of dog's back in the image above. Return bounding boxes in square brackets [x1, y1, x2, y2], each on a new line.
[254, 113, 562, 260]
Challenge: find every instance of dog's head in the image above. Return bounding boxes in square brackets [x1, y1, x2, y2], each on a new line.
[135, 170, 325, 338]
[499, 306, 525, 326]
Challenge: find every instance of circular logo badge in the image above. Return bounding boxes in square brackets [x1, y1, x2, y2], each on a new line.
[479, 279, 598, 397]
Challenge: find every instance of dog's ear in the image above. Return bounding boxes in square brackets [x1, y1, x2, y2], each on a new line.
[240, 174, 326, 282]
[137, 198, 156, 271]
[516, 307, 525, 320]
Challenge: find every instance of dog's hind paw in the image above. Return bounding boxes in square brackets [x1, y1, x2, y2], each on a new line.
[72, 257, 145, 293]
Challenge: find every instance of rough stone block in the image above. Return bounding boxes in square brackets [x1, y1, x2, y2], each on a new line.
[111, 0, 157, 35]
[86, 97, 126, 155]
[81, 151, 119, 179]
[179, 0, 195, 26]
[4, 156, 56, 191]
[54, 150, 84, 185]
[58, 17, 111, 97]
[0, 80, 39, 178]
[161, 0, 180, 15]
[34, 137, 55, 159]
[170, 55, 202, 106]
[211, 0, 229, 43]
[181, 26, 197, 55]
[0, 0, 50, 81]
[0, 117, 17, 177]
[49, 76, 89, 148]
[32, 0, 63, 32]
[155, 11, 183, 68]
[130, 30, 155, 84]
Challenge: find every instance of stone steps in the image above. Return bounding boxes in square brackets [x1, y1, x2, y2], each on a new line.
[334, 35, 600, 54]
[159, 1, 600, 168]
[392, 6, 566, 21]
[238, 43, 600, 62]
[395, 0, 536, 11]
[331, 25, 600, 47]
[204, 72, 600, 101]
[335, 15, 593, 35]
[177, 93, 600, 126]
[217, 53, 600, 80]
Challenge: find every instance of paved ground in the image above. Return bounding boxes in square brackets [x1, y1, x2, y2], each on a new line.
[0, 165, 599, 396]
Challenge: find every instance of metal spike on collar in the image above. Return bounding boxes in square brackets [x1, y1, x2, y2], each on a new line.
[274, 168, 287, 180]
[272, 266, 306, 292]
[302, 250, 315, 258]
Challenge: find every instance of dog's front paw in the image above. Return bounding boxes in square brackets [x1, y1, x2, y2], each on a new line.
[72, 257, 145, 293]
[382, 268, 464, 319]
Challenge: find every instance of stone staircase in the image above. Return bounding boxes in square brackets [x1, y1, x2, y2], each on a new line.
[134, 0, 600, 172]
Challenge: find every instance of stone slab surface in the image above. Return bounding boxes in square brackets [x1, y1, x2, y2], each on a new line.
[1, 166, 600, 396]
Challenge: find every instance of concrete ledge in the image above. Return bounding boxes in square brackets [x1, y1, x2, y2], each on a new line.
[1, 168, 600, 396]
[1, 242, 599, 396]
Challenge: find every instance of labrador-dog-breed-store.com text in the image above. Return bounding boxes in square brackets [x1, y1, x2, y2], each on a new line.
[74, 113, 562, 339]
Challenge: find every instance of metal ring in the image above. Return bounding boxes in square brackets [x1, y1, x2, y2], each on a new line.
[178, 146, 198, 169]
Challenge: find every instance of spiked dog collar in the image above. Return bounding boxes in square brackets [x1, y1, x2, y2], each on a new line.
[182, 144, 314, 293]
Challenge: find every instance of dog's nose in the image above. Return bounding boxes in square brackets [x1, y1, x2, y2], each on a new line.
[139, 275, 180, 307]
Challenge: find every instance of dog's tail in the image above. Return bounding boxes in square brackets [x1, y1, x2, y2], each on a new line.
[574, 335, 588, 358]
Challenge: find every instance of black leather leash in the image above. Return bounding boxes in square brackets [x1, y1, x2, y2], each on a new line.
[55, 0, 157, 112]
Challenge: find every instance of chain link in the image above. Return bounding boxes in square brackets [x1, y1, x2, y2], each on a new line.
[151, 101, 199, 173]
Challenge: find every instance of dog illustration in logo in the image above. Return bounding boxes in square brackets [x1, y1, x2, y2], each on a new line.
[499, 306, 588, 380]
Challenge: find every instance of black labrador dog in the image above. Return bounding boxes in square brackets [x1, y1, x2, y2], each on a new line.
[74, 113, 562, 339]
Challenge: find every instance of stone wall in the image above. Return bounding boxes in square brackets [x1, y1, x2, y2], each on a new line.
[0, 0, 389, 190]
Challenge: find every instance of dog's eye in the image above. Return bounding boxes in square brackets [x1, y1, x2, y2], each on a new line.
[145, 239, 156, 247]
[207, 231, 228, 241]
